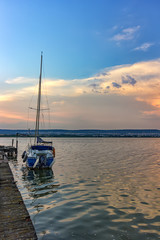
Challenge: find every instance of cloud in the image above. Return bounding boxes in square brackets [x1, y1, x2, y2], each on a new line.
[112, 25, 140, 42]
[96, 72, 108, 77]
[6, 77, 36, 84]
[1, 58, 160, 127]
[122, 75, 137, 86]
[86, 59, 160, 117]
[2, 58, 160, 103]
[112, 82, 121, 88]
[89, 83, 100, 88]
[134, 42, 154, 51]
[0, 110, 27, 121]
[52, 100, 65, 105]
[0, 94, 13, 102]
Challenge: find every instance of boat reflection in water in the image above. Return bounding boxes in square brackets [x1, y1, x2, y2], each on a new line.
[23, 168, 54, 182]
[22, 168, 59, 200]
[21, 167, 60, 239]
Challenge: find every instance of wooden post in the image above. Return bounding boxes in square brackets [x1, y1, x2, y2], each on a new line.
[16, 140, 18, 155]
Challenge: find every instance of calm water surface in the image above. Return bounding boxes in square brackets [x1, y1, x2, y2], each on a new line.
[2, 137, 160, 240]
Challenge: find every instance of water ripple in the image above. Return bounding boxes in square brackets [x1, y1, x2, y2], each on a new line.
[6, 137, 160, 239]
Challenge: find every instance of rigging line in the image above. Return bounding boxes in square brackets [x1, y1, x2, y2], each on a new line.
[46, 94, 52, 130]
[28, 79, 38, 108]
[43, 66, 50, 112]
[45, 94, 52, 130]
[27, 77, 39, 139]
[42, 56, 50, 110]
[45, 90, 52, 130]
[48, 109, 52, 131]
[29, 107, 49, 111]
[42, 55, 52, 130]
[27, 109, 32, 146]
[27, 105, 29, 131]
[42, 55, 53, 143]
[41, 112, 45, 129]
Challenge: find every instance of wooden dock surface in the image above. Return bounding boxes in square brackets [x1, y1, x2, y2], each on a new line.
[0, 159, 37, 240]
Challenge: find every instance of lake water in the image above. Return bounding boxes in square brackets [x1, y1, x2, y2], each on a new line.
[2, 137, 160, 240]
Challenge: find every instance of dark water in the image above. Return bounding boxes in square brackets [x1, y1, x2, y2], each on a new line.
[2, 137, 160, 239]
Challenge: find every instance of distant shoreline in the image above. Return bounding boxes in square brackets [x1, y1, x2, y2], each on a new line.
[0, 136, 160, 138]
[1, 129, 160, 138]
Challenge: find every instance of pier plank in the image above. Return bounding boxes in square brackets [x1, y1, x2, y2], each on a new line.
[0, 160, 37, 240]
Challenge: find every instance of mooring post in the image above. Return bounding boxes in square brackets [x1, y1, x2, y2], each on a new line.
[16, 133, 18, 155]
[16, 140, 18, 155]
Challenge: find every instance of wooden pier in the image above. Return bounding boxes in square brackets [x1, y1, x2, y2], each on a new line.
[0, 144, 17, 160]
[0, 150, 37, 239]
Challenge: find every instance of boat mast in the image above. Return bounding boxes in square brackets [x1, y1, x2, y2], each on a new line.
[35, 52, 43, 144]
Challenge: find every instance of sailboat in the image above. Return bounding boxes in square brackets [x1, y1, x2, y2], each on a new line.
[22, 52, 55, 169]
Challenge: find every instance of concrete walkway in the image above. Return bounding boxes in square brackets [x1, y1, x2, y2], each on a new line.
[0, 159, 37, 240]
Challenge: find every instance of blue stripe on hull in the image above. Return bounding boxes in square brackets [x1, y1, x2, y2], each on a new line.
[26, 157, 54, 169]
[27, 158, 36, 167]
[46, 157, 54, 166]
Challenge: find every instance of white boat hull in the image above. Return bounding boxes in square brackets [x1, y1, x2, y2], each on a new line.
[22, 145, 55, 169]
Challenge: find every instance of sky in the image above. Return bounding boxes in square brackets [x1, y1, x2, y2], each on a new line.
[1, 0, 160, 129]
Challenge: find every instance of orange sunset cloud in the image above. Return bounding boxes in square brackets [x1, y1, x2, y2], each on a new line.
[1, 58, 160, 128]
